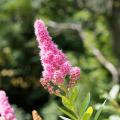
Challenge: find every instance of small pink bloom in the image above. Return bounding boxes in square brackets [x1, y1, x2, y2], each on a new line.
[42, 51, 54, 64]
[69, 67, 80, 81]
[53, 54, 65, 66]
[47, 86, 54, 94]
[42, 71, 53, 81]
[44, 64, 55, 73]
[53, 70, 64, 84]
[40, 78, 48, 87]
[60, 61, 71, 76]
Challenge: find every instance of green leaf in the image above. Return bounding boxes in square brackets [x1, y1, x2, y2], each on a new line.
[58, 106, 77, 120]
[79, 93, 90, 118]
[93, 99, 107, 120]
[82, 106, 93, 120]
[69, 86, 79, 103]
[62, 96, 74, 111]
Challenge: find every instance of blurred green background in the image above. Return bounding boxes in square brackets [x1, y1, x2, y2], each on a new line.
[0, 0, 120, 120]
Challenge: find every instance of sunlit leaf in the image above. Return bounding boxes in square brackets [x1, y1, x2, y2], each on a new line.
[82, 106, 93, 120]
[79, 93, 90, 118]
[69, 86, 79, 103]
[58, 106, 77, 120]
[62, 96, 74, 111]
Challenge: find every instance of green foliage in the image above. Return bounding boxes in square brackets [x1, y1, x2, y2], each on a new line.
[59, 86, 92, 120]
[62, 96, 75, 111]
[58, 86, 107, 120]
[79, 93, 90, 118]
[82, 107, 93, 120]
[58, 106, 77, 120]
[93, 100, 107, 120]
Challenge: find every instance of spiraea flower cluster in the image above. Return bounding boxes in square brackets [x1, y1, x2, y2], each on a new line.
[0, 90, 16, 120]
[34, 19, 80, 94]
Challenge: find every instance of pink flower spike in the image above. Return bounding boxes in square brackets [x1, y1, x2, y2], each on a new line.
[70, 67, 80, 81]
[0, 90, 16, 120]
[34, 19, 81, 92]
[34, 19, 70, 82]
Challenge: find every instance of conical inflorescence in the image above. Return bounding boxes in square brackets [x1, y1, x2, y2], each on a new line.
[34, 19, 80, 94]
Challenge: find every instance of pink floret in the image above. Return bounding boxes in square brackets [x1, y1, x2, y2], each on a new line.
[70, 67, 80, 80]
